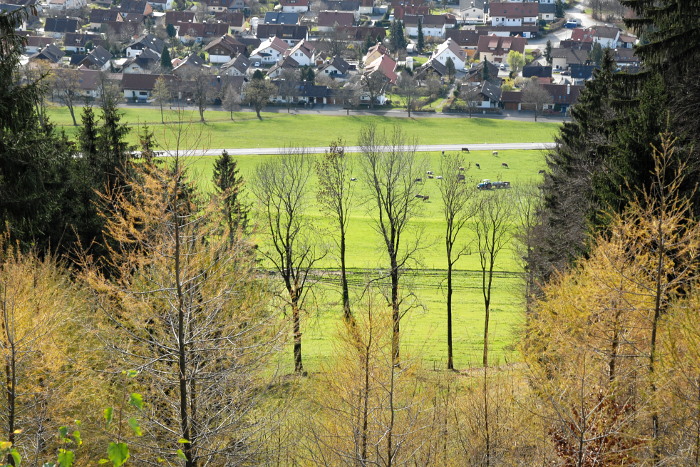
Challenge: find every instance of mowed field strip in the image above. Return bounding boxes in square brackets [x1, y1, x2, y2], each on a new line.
[48, 106, 560, 371]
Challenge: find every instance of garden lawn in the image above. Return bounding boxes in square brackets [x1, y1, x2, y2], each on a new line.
[47, 106, 560, 150]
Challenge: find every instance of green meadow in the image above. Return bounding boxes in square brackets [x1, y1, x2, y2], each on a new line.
[49, 106, 558, 372]
[46, 106, 559, 149]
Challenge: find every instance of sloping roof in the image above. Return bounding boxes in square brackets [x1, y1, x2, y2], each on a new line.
[279, 0, 308, 6]
[417, 58, 447, 76]
[318, 10, 354, 27]
[44, 17, 80, 33]
[326, 0, 360, 11]
[176, 21, 230, 39]
[221, 53, 250, 74]
[250, 36, 289, 56]
[122, 73, 177, 90]
[268, 55, 300, 74]
[165, 10, 195, 23]
[432, 38, 466, 62]
[285, 39, 314, 59]
[539, 3, 556, 13]
[476, 34, 527, 56]
[31, 43, 64, 62]
[25, 35, 53, 48]
[118, 0, 150, 15]
[128, 34, 165, 54]
[203, 34, 245, 54]
[89, 9, 123, 23]
[541, 83, 582, 105]
[256, 24, 308, 41]
[488, 1, 538, 18]
[364, 53, 397, 84]
[522, 63, 552, 78]
[263, 11, 300, 24]
[318, 55, 350, 74]
[480, 80, 501, 102]
[76, 68, 102, 90]
[64, 32, 102, 48]
[86, 45, 112, 66]
[551, 47, 588, 65]
[403, 14, 457, 27]
[445, 28, 480, 47]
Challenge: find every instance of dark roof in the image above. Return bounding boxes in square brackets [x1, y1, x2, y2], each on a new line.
[480, 80, 501, 102]
[175, 21, 230, 39]
[63, 32, 102, 48]
[87, 45, 112, 65]
[89, 9, 123, 23]
[221, 53, 250, 74]
[318, 10, 355, 28]
[541, 83, 582, 105]
[121, 73, 177, 90]
[569, 63, 596, 79]
[25, 35, 53, 48]
[489, 2, 539, 18]
[538, 3, 556, 13]
[417, 58, 447, 77]
[318, 55, 350, 74]
[165, 10, 195, 24]
[118, 0, 150, 14]
[445, 29, 480, 47]
[44, 17, 80, 33]
[263, 11, 300, 24]
[256, 24, 308, 41]
[333, 26, 385, 41]
[326, 0, 360, 11]
[31, 43, 64, 62]
[203, 34, 246, 54]
[127, 34, 165, 54]
[522, 63, 552, 78]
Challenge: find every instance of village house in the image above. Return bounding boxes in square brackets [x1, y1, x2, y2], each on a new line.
[30, 43, 65, 63]
[122, 73, 177, 102]
[317, 10, 354, 32]
[88, 9, 123, 31]
[175, 21, 230, 43]
[43, 17, 81, 39]
[278, 0, 309, 13]
[249, 36, 289, 65]
[283, 39, 315, 66]
[122, 47, 160, 73]
[430, 37, 467, 70]
[63, 32, 103, 53]
[24, 35, 53, 54]
[255, 24, 308, 45]
[125, 34, 165, 57]
[317, 55, 351, 80]
[391, 0, 429, 20]
[489, 1, 538, 28]
[221, 53, 250, 76]
[403, 14, 457, 39]
[203, 34, 247, 63]
[263, 12, 300, 25]
[77, 45, 113, 70]
[476, 34, 527, 63]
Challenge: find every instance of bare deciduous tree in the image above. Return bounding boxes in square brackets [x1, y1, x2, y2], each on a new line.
[438, 153, 475, 370]
[253, 147, 325, 374]
[316, 139, 355, 321]
[473, 190, 513, 368]
[52, 68, 80, 125]
[359, 123, 425, 366]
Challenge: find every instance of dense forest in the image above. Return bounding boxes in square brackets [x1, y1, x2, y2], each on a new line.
[2, 1, 700, 465]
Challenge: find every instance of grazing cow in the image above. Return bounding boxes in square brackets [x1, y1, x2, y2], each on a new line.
[442, 151, 445, 156]
[459, 166, 465, 171]
[350, 177, 357, 181]
[492, 151, 498, 156]
[428, 174, 434, 179]
[538, 169, 545, 174]
[475, 163, 480, 169]
[501, 163, 509, 168]
[422, 195, 429, 201]
[427, 170, 433, 175]
[415, 194, 423, 198]
[415, 178, 423, 182]
[462, 147, 470, 153]
[457, 174, 465, 181]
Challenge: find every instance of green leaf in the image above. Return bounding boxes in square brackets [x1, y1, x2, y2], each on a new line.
[103, 407, 113, 427]
[0, 441, 12, 451]
[97, 460, 109, 464]
[125, 370, 138, 378]
[10, 449, 20, 466]
[57, 449, 74, 467]
[128, 418, 142, 437]
[177, 438, 190, 444]
[176, 449, 187, 460]
[129, 393, 143, 410]
[72, 430, 82, 447]
[107, 442, 129, 467]
[58, 427, 68, 440]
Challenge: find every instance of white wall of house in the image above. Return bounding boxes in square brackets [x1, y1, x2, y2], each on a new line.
[209, 53, 232, 63]
[405, 25, 445, 38]
[281, 5, 308, 12]
[289, 50, 312, 66]
[490, 16, 522, 26]
[433, 49, 465, 70]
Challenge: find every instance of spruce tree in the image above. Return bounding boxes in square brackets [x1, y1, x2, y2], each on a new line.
[213, 150, 248, 243]
[417, 18, 424, 53]
[160, 46, 172, 70]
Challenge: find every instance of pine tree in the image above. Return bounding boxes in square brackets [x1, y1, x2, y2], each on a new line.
[213, 150, 248, 243]
[160, 46, 172, 70]
[417, 19, 424, 53]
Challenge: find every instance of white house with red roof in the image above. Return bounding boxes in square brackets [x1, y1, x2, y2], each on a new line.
[570, 26, 620, 49]
[476, 34, 527, 63]
[249, 36, 289, 65]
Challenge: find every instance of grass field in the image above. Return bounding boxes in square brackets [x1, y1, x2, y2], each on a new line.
[49, 106, 556, 372]
[183, 149, 545, 373]
[46, 106, 560, 150]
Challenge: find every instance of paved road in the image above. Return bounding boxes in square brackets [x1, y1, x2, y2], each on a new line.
[181, 142, 556, 157]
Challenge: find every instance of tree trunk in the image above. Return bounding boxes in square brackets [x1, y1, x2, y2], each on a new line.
[482, 300, 490, 368]
[390, 257, 400, 367]
[68, 104, 77, 126]
[340, 230, 351, 321]
[292, 292, 304, 374]
[6, 346, 16, 466]
[447, 257, 454, 370]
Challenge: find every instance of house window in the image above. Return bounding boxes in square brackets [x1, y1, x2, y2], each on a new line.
[139, 91, 148, 96]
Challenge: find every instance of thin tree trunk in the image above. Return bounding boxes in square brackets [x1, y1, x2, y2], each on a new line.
[6, 346, 16, 466]
[447, 254, 454, 370]
[483, 367, 490, 467]
[174, 182, 194, 467]
[650, 212, 665, 464]
[390, 258, 400, 367]
[292, 292, 304, 374]
[340, 229, 351, 321]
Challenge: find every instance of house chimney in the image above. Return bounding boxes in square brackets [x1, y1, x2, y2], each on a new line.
[567, 84, 570, 95]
